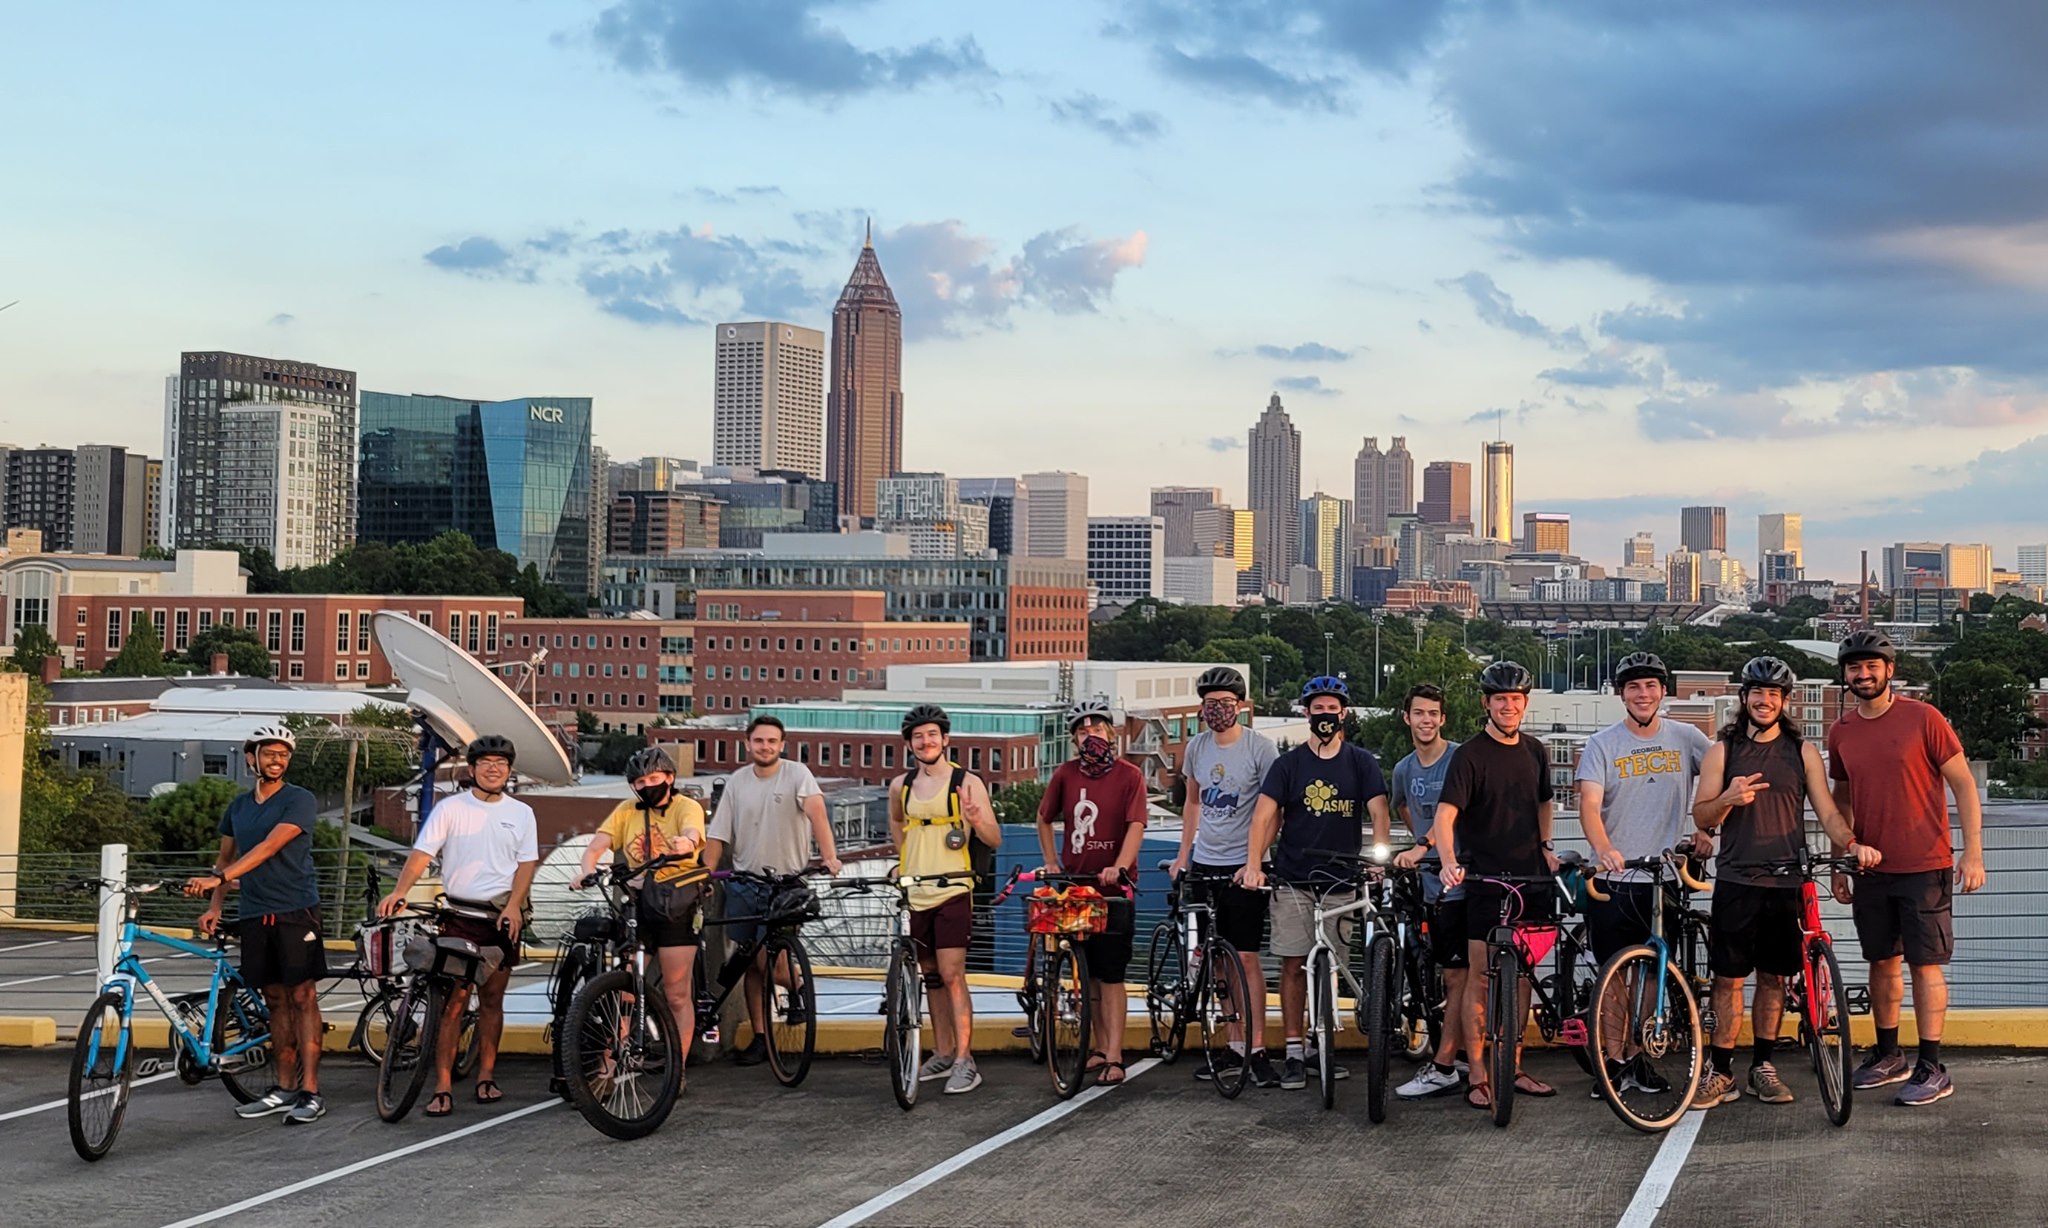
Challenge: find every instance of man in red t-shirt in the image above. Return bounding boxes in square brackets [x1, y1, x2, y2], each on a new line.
[1038, 697, 1150, 1086]
[1826, 629, 1985, 1107]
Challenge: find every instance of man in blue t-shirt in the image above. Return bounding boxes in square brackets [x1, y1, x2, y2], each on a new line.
[1388, 683, 1468, 1099]
[187, 724, 327, 1125]
[1241, 676, 1391, 1091]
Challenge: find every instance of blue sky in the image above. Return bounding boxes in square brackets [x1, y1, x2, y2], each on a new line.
[5, 1, 2048, 582]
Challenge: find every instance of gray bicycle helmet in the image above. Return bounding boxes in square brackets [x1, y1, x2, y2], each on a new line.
[1065, 696, 1115, 731]
[1738, 656, 1798, 691]
[1612, 651, 1669, 692]
[901, 703, 950, 739]
[624, 745, 674, 780]
[1196, 666, 1247, 700]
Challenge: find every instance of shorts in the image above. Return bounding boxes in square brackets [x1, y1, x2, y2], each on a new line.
[1073, 897, 1136, 984]
[237, 907, 328, 989]
[1430, 896, 1470, 968]
[439, 910, 519, 978]
[1585, 879, 1676, 964]
[722, 877, 774, 948]
[1851, 869, 1954, 968]
[635, 891, 703, 950]
[1269, 884, 1357, 959]
[910, 893, 973, 955]
[1464, 877, 1558, 939]
[1188, 861, 1269, 954]
[1709, 880, 1804, 979]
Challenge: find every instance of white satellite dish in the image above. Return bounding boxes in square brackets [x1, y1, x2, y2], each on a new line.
[371, 610, 575, 785]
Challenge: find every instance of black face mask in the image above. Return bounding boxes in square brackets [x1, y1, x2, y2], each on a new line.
[1308, 712, 1343, 742]
[635, 783, 670, 808]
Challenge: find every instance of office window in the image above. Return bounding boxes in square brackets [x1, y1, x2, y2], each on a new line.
[742, 637, 752, 651]
[604, 635, 614, 649]
[174, 609, 190, 650]
[862, 744, 874, 767]
[335, 662, 349, 680]
[487, 613, 499, 653]
[990, 749, 1003, 773]
[798, 741, 811, 763]
[448, 613, 461, 641]
[777, 637, 787, 652]
[337, 610, 351, 652]
[357, 660, 370, 679]
[971, 748, 983, 771]
[569, 663, 580, 678]
[267, 611, 283, 652]
[841, 743, 853, 765]
[467, 613, 480, 652]
[359, 611, 372, 653]
[290, 611, 306, 653]
[883, 745, 895, 769]
[197, 609, 214, 632]
[289, 661, 305, 680]
[106, 608, 123, 651]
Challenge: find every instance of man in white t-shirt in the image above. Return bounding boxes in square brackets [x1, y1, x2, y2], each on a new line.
[378, 734, 539, 1117]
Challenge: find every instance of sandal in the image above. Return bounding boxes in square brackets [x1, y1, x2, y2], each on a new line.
[1466, 1083, 1493, 1110]
[475, 1079, 503, 1104]
[1082, 1050, 1108, 1075]
[1095, 1062, 1127, 1086]
[1514, 1071, 1557, 1097]
[425, 1091, 454, 1118]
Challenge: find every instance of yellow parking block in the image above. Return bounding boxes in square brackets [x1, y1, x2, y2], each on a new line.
[0, 1016, 58, 1047]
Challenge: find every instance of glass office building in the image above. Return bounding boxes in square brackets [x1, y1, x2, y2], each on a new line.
[358, 393, 594, 594]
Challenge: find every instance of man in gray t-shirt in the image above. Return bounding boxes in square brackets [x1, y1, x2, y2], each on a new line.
[1392, 742, 1462, 904]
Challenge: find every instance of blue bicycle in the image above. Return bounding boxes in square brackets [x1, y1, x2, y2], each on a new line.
[1584, 849, 1711, 1133]
[66, 878, 272, 1161]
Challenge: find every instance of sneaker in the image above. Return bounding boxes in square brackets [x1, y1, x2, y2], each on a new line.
[1852, 1048, 1912, 1090]
[283, 1091, 326, 1125]
[235, 1086, 295, 1119]
[1624, 1054, 1671, 1095]
[1748, 1062, 1794, 1104]
[1305, 1050, 1349, 1081]
[1195, 1048, 1243, 1082]
[1690, 1070, 1739, 1110]
[917, 1053, 956, 1083]
[1592, 1059, 1625, 1101]
[1280, 1056, 1307, 1090]
[733, 1036, 768, 1067]
[1397, 1065, 1463, 1099]
[944, 1058, 982, 1095]
[1895, 1061, 1953, 1107]
[1248, 1050, 1281, 1088]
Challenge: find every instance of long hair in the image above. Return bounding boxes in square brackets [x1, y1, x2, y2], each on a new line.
[1718, 687, 1803, 746]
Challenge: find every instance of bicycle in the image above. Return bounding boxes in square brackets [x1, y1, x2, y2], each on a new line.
[1000, 868, 1107, 1100]
[1727, 850, 1871, 1127]
[373, 897, 506, 1123]
[692, 868, 824, 1088]
[340, 866, 482, 1076]
[1297, 859, 1379, 1115]
[1145, 863, 1260, 1099]
[1382, 863, 1447, 1067]
[1585, 849, 1712, 1133]
[840, 871, 978, 1112]
[62, 878, 271, 1162]
[1468, 855, 1592, 1128]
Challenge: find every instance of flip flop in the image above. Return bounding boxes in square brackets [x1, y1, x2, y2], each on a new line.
[1095, 1062, 1128, 1086]
[425, 1091, 454, 1118]
[475, 1079, 503, 1104]
[1514, 1071, 1557, 1097]
[1466, 1083, 1492, 1110]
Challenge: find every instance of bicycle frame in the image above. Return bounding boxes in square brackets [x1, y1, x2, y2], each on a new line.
[1308, 888, 1376, 1027]
[1476, 871, 1586, 1049]
[102, 916, 266, 1076]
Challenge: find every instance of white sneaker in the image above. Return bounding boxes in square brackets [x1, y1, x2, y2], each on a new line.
[917, 1054, 955, 1083]
[1396, 1065, 1463, 1099]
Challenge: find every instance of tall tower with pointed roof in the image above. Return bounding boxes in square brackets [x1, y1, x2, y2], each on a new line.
[826, 222, 904, 524]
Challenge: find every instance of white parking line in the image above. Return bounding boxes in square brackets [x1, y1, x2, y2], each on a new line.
[156, 1099, 560, 1228]
[0, 938, 71, 952]
[1615, 1110, 1704, 1228]
[0, 1071, 182, 1124]
[815, 1057, 1160, 1228]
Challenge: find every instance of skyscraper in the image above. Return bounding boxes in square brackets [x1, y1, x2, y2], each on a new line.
[1624, 531, 1656, 568]
[1247, 394, 1301, 593]
[1022, 471, 1087, 561]
[2, 445, 154, 555]
[1758, 512, 1802, 571]
[1150, 486, 1223, 557]
[1352, 435, 1415, 538]
[957, 477, 1028, 555]
[713, 321, 825, 478]
[170, 352, 356, 548]
[1420, 461, 1474, 531]
[1299, 492, 1353, 601]
[825, 226, 903, 524]
[1481, 441, 1514, 542]
[1521, 512, 1570, 554]
[2019, 543, 2048, 589]
[217, 402, 351, 569]
[1087, 516, 1165, 605]
[1681, 505, 1728, 553]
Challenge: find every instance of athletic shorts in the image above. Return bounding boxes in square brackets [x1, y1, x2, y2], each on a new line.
[1585, 879, 1677, 965]
[1188, 861, 1269, 954]
[1430, 896, 1470, 969]
[237, 907, 328, 989]
[439, 910, 519, 978]
[1851, 869, 1954, 968]
[1073, 896, 1136, 984]
[1269, 884, 1357, 959]
[1709, 880, 1804, 979]
[910, 893, 973, 954]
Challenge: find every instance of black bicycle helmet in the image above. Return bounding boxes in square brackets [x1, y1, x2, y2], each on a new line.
[1479, 660, 1535, 695]
[1612, 651, 1670, 693]
[465, 734, 517, 765]
[1196, 665, 1247, 700]
[1738, 656, 1798, 690]
[1299, 675, 1349, 704]
[624, 745, 674, 780]
[1837, 628, 1896, 666]
[901, 703, 950, 739]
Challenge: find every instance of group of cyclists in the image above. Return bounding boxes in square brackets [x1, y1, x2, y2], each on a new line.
[182, 622, 1984, 1125]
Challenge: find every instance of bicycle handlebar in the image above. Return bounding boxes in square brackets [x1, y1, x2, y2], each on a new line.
[1582, 849, 1712, 902]
[1726, 854, 1865, 880]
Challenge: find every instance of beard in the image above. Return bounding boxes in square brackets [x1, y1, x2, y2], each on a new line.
[913, 747, 946, 766]
[1847, 675, 1888, 698]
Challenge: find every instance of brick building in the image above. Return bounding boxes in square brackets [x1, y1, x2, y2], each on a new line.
[493, 615, 694, 733]
[653, 701, 1057, 791]
[607, 490, 722, 555]
[691, 589, 970, 714]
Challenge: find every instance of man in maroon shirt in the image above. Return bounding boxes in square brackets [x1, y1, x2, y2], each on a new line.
[1826, 629, 1985, 1106]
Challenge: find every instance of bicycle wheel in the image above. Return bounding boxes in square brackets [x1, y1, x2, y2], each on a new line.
[375, 980, 441, 1123]
[1399, 940, 1440, 1063]
[1017, 931, 1047, 1064]
[1556, 924, 1598, 1076]
[548, 946, 595, 1098]
[1046, 942, 1093, 1099]
[355, 987, 397, 1064]
[68, 991, 133, 1162]
[1589, 948, 1702, 1134]
[1200, 940, 1253, 1099]
[213, 977, 271, 1104]
[1144, 920, 1186, 1062]
[563, 969, 682, 1140]
[1308, 946, 1337, 1110]
[1486, 940, 1519, 1128]
[1367, 932, 1399, 1124]
[762, 933, 817, 1088]
[882, 943, 922, 1112]
[1806, 939, 1853, 1127]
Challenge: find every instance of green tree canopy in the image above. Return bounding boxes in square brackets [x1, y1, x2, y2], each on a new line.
[147, 775, 243, 855]
[991, 778, 1047, 825]
[180, 624, 272, 678]
[1932, 660, 2041, 762]
[107, 611, 171, 677]
[9, 623, 59, 677]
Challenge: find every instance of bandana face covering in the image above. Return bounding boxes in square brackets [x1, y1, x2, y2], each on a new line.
[1077, 734, 1117, 778]
[1200, 699, 1239, 733]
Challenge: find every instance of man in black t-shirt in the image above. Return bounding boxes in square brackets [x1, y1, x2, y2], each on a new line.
[1438, 660, 1559, 1109]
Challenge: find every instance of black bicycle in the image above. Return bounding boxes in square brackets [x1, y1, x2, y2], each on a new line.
[1146, 863, 1259, 1099]
[693, 869, 823, 1088]
[1382, 862, 1447, 1067]
[559, 854, 694, 1139]
[373, 898, 506, 1123]
[1469, 855, 1592, 1128]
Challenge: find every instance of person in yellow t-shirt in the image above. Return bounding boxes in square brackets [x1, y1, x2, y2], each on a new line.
[575, 745, 706, 1066]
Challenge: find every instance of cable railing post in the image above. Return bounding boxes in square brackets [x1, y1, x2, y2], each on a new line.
[97, 842, 128, 985]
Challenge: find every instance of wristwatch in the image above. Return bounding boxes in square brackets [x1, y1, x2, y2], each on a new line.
[1416, 837, 1434, 851]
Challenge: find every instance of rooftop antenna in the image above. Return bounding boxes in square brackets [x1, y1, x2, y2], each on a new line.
[0, 301, 18, 314]
[864, 217, 872, 249]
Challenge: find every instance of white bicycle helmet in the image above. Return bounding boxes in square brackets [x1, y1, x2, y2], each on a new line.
[243, 723, 297, 753]
[1065, 696, 1115, 731]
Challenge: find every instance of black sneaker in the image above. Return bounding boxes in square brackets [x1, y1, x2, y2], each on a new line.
[235, 1086, 295, 1119]
[1592, 1059, 1626, 1101]
[1195, 1048, 1244, 1082]
[1248, 1050, 1282, 1088]
[1280, 1056, 1307, 1090]
[1306, 1050, 1349, 1081]
[734, 1036, 768, 1067]
[1625, 1054, 1671, 1095]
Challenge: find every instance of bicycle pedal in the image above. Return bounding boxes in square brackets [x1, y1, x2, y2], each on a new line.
[1559, 1019, 1589, 1047]
[1846, 985, 1872, 1016]
[1011, 1025, 1035, 1039]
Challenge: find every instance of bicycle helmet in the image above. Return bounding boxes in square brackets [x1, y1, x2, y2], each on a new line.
[901, 703, 951, 739]
[1836, 628, 1896, 666]
[1478, 660, 1535, 695]
[1196, 666, 1247, 700]
[465, 733, 518, 765]
[624, 745, 674, 780]
[1738, 656, 1798, 691]
[1612, 651, 1669, 692]
[1299, 675, 1349, 704]
[1065, 696, 1115, 731]
[243, 723, 296, 753]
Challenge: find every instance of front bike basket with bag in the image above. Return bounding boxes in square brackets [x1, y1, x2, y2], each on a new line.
[356, 916, 424, 979]
[1026, 884, 1110, 935]
[402, 933, 504, 986]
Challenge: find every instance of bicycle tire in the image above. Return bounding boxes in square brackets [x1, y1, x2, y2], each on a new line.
[1367, 932, 1399, 1124]
[548, 946, 596, 1097]
[1807, 939, 1853, 1127]
[1399, 939, 1439, 1063]
[213, 977, 270, 1104]
[1144, 920, 1186, 1062]
[1201, 939, 1253, 1099]
[1018, 931, 1047, 1065]
[1487, 939, 1519, 1128]
[453, 996, 483, 1081]
[883, 943, 922, 1112]
[375, 980, 441, 1123]
[1309, 946, 1337, 1110]
[68, 991, 133, 1162]
[355, 987, 397, 1064]
[1046, 942, 1093, 1099]
[762, 933, 818, 1088]
[563, 968, 682, 1140]
[1589, 948, 1702, 1134]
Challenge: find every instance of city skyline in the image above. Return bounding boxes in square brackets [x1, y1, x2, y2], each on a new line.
[6, 4, 2048, 581]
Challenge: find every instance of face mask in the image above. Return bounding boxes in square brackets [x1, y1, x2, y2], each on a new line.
[1200, 699, 1239, 733]
[1077, 735, 1117, 778]
[1308, 712, 1343, 742]
[635, 783, 670, 808]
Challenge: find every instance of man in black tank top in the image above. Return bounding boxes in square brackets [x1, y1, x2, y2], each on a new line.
[1690, 657, 1880, 1109]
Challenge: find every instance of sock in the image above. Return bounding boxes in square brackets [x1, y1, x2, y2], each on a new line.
[1433, 1060, 1458, 1076]
[1285, 1038, 1305, 1061]
[1751, 1037, 1775, 1068]
[1229, 1040, 1246, 1055]
[1877, 1025, 1900, 1056]
[1918, 1038, 1941, 1069]
[1709, 1046, 1734, 1076]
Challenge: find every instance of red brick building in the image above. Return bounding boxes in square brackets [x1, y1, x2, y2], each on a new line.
[608, 491, 721, 555]
[652, 717, 1047, 791]
[492, 616, 694, 734]
[690, 590, 970, 714]
[1006, 557, 1091, 660]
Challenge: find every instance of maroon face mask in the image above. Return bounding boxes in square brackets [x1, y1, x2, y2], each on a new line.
[1200, 698, 1238, 733]
[1077, 735, 1117, 778]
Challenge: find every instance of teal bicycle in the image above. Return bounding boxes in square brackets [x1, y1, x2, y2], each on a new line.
[65, 878, 272, 1161]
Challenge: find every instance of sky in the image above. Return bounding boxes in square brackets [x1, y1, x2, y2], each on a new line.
[5, 0, 2048, 582]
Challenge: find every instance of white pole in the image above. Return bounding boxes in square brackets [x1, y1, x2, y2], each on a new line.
[96, 843, 128, 986]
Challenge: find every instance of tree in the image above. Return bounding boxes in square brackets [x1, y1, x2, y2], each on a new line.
[586, 729, 650, 775]
[148, 776, 243, 858]
[990, 778, 1047, 825]
[9, 623, 59, 677]
[107, 611, 171, 677]
[181, 624, 272, 678]
[283, 707, 417, 808]
[1931, 660, 2040, 762]
[203, 541, 284, 593]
